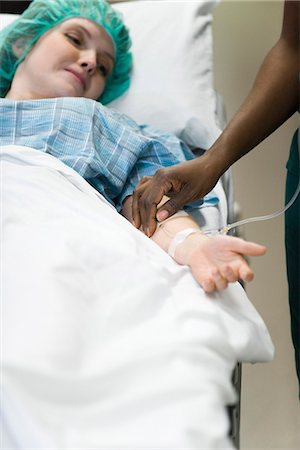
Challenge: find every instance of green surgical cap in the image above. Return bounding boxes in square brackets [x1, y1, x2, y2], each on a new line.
[0, 0, 132, 104]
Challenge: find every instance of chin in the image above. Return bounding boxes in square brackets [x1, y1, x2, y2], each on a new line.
[54, 89, 81, 98]
[48, 81, 82, 99]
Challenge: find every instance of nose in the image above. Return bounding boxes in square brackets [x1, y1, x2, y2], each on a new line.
[79, 51, 97, 75]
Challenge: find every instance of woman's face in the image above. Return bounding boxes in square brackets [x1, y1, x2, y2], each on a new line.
[6, 18, 115, 101]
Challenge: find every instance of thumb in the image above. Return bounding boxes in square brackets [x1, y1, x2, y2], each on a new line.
[156, 191, 191, 221]
[230, 237, 267, 256]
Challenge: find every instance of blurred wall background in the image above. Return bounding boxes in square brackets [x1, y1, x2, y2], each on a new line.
[212, 1, 299, 448]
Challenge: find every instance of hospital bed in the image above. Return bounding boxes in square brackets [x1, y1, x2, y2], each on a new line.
[0, 1, 273, 448]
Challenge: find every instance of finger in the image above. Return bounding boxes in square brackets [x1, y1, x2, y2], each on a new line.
[211, 268, 228, 291]
[156, 199, 177, 222]
[220, 265, 238, 283]
[214, 275, 228, 291]
[201, 277, 216, 293]
[132, 187, 142, 229]
[139, 190, 172, 236]
[229, 238, 267, 257]
[137, 195, 163, 237]
[137, 176, 152, 187]
[146, 203, 160, 237]
[239, 264, 254, 283]
[156, 185, 195, 222]
[132, 177, 161, 232]
[132, 188, 159, 236]
[242, 242, 267, 257]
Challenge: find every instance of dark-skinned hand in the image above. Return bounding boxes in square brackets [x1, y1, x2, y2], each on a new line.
[132, 155, 221, 236]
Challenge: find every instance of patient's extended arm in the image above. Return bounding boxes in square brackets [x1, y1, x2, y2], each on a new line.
[122, 196, 266, 293]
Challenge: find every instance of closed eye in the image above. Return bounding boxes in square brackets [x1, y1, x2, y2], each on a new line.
[66, 34, 82, 46]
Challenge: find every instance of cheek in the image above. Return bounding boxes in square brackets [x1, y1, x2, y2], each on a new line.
[24, 49, 54, 75]
[30, 40, 74, 71]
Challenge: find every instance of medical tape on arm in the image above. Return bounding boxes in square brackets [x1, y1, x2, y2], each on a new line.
[167, 228, 202, 258]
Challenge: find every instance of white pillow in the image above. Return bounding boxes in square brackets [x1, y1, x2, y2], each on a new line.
[0, 13, 18, 29]
[110, 0, 221, 146]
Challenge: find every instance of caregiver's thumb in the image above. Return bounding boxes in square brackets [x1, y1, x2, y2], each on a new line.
[156, 185, 195, 221]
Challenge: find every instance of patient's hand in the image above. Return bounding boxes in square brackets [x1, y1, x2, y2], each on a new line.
[175, 233, 266, 293]
[122, 196, 266, 292]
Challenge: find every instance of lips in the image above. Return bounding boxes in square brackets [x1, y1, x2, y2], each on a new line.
[65, 68, 86, 89]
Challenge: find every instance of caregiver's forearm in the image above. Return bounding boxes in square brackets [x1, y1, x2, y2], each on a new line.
[203, 1, 299, 178]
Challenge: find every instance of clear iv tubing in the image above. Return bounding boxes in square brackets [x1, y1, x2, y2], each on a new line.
[205, 135, 300, 236]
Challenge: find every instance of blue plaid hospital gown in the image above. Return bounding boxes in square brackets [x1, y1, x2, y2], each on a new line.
[0, 97, 218, 211]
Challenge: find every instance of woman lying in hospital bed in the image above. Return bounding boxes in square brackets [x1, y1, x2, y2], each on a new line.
[1, 0, 265, 291]
[1, 0, 274, 447]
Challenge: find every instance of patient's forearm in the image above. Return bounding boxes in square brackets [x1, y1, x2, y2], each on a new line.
[150, 213, 201, 260]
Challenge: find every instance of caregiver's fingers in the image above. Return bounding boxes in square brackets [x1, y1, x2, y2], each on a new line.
[132, 177, 159, 233]
[132, 165, 194, 236]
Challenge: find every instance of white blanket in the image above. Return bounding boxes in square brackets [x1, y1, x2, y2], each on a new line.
[1, 145, 274, 449]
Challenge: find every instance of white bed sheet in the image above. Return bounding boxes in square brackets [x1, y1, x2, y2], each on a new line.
[1, 145, 274, 448]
